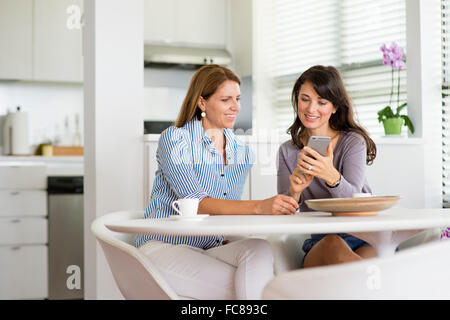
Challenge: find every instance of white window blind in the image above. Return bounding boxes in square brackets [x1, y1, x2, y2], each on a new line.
[441, 0, 450, 206]
[259, 0, 407, 137]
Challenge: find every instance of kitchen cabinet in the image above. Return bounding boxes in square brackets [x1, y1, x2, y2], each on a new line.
[33, 0, 83, 82]
[144, 0, 227, 48]
[0, 0, 83, 82]
[0, 163, 48, 300]
[0, 0, 33, 80]
[0, 245, 48, 300]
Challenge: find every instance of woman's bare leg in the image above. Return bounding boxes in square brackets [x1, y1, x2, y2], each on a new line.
[303, 235, 371, 268]
[354, 245, 377, 259]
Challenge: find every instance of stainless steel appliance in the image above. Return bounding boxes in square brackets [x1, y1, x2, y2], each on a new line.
[144, 120, 173, 134]
[48, 176, 84, 300]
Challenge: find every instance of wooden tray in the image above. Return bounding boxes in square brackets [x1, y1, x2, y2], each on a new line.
[305, 196, 400, 216]
[52, 146, 83, 156]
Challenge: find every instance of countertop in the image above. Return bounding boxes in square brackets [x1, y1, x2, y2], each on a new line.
[0, 155, 83, 176]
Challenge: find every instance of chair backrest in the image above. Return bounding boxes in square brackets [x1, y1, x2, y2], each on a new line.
[91, 211, 179, 300]
[262, 240, 450, 300]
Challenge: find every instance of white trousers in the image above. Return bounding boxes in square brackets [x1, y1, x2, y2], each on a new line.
[138, 238, 274, 300]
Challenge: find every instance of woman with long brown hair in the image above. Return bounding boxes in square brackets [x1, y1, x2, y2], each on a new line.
[135, 64, 299, 299]
[277, 65, 378, 268]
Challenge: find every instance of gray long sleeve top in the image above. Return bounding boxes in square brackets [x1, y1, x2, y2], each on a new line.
[277, 131, 373, 212]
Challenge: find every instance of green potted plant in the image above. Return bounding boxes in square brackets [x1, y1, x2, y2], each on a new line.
[378, 42, 414, 135]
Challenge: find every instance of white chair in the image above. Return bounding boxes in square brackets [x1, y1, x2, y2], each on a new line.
[266, 234, 309, 274]
[91, 210, 311, 299]
[261, 239, 450, 300]
[91, 211, 184, 300]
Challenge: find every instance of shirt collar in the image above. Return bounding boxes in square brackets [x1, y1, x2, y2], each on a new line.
[186, 117, 237, 157]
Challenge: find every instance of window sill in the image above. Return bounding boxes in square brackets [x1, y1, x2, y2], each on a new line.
[372, 136, 423, 145]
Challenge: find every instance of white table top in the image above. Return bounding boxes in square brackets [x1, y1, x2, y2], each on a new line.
[105, 207, 450, 236]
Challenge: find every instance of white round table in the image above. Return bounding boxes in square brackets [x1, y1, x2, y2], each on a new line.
[105, 207, 450, 257]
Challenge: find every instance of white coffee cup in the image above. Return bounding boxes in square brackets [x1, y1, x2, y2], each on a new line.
[171, 198, 199, 217]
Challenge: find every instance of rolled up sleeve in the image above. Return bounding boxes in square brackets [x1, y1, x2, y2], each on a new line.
[157, 127, 209, 201]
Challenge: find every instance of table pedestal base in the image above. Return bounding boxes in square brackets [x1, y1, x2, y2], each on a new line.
[349, 229, 424, 257]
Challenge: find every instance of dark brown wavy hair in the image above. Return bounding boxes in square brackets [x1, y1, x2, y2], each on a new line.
[288, 65, 376, 165]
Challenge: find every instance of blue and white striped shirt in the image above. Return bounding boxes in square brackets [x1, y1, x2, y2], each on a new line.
[134, 118, 255, 249]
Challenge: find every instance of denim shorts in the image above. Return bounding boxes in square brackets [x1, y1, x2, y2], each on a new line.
[300, 233, 371, 268]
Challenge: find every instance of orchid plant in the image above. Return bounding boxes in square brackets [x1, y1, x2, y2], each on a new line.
[377, 42, 415, 134]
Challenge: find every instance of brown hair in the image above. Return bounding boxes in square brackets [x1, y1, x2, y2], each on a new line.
[174, 64, 241, 128]
[288, 65, 376, 165]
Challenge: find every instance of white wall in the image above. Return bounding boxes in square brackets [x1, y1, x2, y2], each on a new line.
[0, 82, 83, 147]
[84, 0, 144, 300]
[366, 141, 425, 208]
[406, 0, 443, 208]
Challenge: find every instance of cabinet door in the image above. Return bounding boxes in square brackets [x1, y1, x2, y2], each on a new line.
[0, 217, 47, 245]
[0, 0, 33, 80]
[33, 0, 83, 82]
[144, 0, 176, 44]
[0, 164, 47, 189]
[0, 190, 47, 217]
[0, 245, 48, 299]
[175, 0, 226, 48]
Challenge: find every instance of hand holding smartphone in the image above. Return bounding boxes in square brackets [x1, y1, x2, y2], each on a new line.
[297, 136, 330, 173]
[305, 136, 330, 156]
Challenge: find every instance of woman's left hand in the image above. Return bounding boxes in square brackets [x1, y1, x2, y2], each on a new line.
[298, 142, 341, 186]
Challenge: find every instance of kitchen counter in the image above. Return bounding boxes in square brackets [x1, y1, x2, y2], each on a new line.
[0, 156, 83, 176]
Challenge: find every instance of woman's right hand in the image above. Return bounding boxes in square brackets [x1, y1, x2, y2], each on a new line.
[258, 195, 299, 215]
[289, 168, 314, 197]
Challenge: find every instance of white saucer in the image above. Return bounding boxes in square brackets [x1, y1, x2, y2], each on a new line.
[169, 214, 209, 221]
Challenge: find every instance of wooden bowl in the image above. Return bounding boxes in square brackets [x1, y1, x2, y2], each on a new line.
[305, 196, 400, 216]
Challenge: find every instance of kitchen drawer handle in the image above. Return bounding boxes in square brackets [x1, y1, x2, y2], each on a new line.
[10, 219, 21, 223]
[10, 246, 21, 251]
[10, 191, 20, 196]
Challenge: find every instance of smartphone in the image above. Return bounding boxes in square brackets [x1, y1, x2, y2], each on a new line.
[306, 136, 330, 156]
[297, 136, 330, 173]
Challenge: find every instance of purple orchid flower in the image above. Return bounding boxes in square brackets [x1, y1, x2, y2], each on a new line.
[383, 53, 391, 66]
[389, 42, 399, 55]
[392, 59, 403, 71]
[380, 42, 404, 69]
[392, 47, 404, 65]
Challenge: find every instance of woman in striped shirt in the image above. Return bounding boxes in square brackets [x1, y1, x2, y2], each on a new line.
[135, 64, 298, 300]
